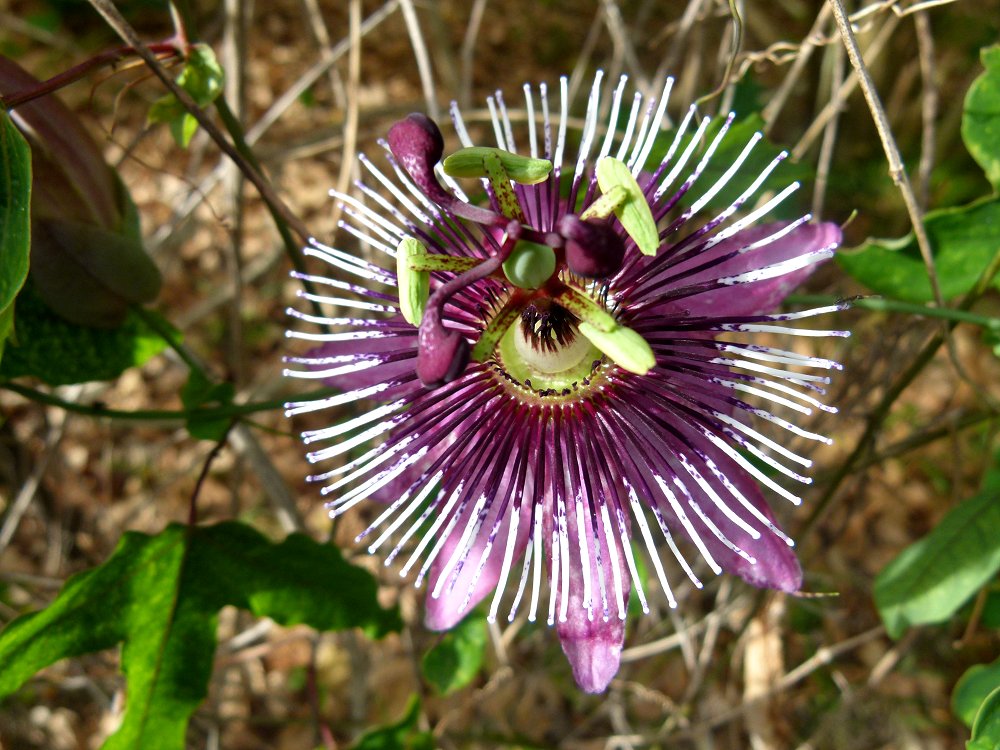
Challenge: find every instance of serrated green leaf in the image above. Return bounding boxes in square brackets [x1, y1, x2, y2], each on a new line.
[874, 465, 1000, 638]
[422, 615, 487, 694]
[0, 521, 401, 750]
[0, 109, 31, 363]
[971, 686, 1000, 750]
[963, 46, 1000, 191]
[0, 284, 169, 385]
[955, 658, 1000, 728]
[838, 196, 1000, 303]
[350, 696, 435, 750]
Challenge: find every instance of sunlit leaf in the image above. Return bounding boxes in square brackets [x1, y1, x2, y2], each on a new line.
[875, 464, 1000, 638]
[963, 45, 1000, 191]
[148, 43, 224, 148]
[837, 196, 1000, 303]
[970, 686, 1000, 750]
[955, 658, 1000, 728]
[0, 521, 401, 750]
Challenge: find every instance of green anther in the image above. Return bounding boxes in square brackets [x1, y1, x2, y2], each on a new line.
[595, 157, 660, 256]
[409, 255, 480, 273]
[580, 184, 628, 221]
[470, 296, 524, 363]
[482, 151, 525, 221]
[396, 237, 430, 325]
[552, 286, 617, 333]
[503, 241, 556, 290]
[577, 321, 656, 375]
[443, 146, 552, 185]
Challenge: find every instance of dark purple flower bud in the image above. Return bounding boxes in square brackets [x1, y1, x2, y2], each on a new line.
[387, 113, 452, 205]
[416, 323, 470, 388]
[558, 213, 626, 279]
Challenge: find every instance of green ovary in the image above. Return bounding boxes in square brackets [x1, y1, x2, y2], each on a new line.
[497, 318, 601, 391]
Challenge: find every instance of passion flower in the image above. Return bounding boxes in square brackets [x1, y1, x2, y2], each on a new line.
[285, 72, 846, 693]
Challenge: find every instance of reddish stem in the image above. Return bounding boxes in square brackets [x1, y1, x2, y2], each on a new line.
[1, 39, 184, 110]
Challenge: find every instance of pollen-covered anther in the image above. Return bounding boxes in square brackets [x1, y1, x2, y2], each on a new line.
[558, 214, 626, 279]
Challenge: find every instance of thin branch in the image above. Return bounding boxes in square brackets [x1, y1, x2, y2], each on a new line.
[86, 0, 312, 244]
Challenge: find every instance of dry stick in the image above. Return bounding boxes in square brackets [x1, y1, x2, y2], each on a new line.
[148, 1, 399, 252]
[328, 0, 361, 247]
[914, 10, 938, 211]
[86, 0, 311, 244]
[567, 9, 605, 105]
[811, 40, 845, 219]
[791, 13, 898, 161]
[828, 0, 943, 308]
[0, 395, 73, 555]
[653, 0, 708, 85]
[458, 0, 489, 109]
[601, 0, 650, 95]
[299, 0, 347, 110]
[761, 4, 832, 131]
[398, 0, 439, 120]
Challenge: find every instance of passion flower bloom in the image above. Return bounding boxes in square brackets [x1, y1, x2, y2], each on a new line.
[285, 73, 846, 693]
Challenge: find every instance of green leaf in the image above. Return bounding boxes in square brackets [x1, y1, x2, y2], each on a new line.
[0, 109, 31, 362]
[838, 196, 1000, 303]
[350, 696, 435, 750]
[0, 521, 401, 750]
[148, 44, 224, 148]
[421, 614, 487, 694]
[963, 45, 1000, 191]
[0, 284, 170, 385]
[181, 370, 235, 441]
[874, 465, 1000, 638]
[955, 658, 1000, 728]
[971, 686, 1000, 750]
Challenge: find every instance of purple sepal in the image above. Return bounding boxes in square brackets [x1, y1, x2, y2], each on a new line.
[425, 499, 533, 630]
[648, 222, 842, 318]
[387, 113, 453, 205]
[559, 214, 626, 279]
[546, 496, 630, 693]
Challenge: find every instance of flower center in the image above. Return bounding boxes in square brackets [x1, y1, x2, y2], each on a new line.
[497, 302, 601, 392]
[387, 114, 661, 386]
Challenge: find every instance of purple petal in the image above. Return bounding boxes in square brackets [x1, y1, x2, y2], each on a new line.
[644, 221, 841, 317]
[667, 419, 802, 592]
[546, 495, 630, 693]
[305, 324, 417, 397]
[424, 497, 533, 630]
